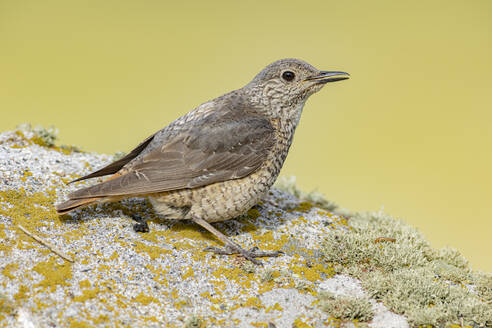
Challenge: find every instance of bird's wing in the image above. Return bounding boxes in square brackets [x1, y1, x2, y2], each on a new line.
[68, 112, 275, 199]
[69, 133, 157, 183]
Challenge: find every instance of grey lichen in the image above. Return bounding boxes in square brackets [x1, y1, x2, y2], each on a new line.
[260, 269, 275, 283]
[17, 123, 58, 147]
[275, 176, 338, 211]
[318, 291, 374, 322]
[13, 123, 81, 152]
[473, 272, 492, 303]
[112, 151, 127, 161]
[320, 210, 492, 327]
[240, 261, 257, 274]
[184, 315, 202, 328]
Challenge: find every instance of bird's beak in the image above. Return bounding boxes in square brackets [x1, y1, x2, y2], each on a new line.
[305, 71, 350, 83]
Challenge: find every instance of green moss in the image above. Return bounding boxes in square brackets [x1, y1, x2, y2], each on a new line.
[68, 319, 93, 328]
[320, 210, 492, 327]
[292, 201, 314, 213]
[0, 223, 6, 240]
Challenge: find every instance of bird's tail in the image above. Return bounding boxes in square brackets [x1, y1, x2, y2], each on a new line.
[55, 197, 102, 214]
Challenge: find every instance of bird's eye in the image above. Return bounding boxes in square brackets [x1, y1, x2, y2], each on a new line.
[282, 71, 295, 82]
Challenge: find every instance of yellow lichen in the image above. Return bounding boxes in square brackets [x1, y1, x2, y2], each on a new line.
[1, 263, 18, 280]
[292, 201, 314, 213]
[78, 279, 91, 289]
[33, 258, 73, 291]
[289, 262, 333, 283]
[265, 302, 283, 312]
[242, 296, 263, 309]
[14, 284, 29, 302]
[212, 266, 255, 289]
[73, 287, 101, 302]
[133, 292, 157, 305]
[293, 317, 315, 328]
[182, 267, 195, 280]
[0, 189, 61, 236]
[247, 208, 260, 220]
[171, 222, 215, 243]
[133, 241, 171, 260]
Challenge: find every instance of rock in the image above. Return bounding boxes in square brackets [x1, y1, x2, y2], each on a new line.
[0, 127, 490, 328]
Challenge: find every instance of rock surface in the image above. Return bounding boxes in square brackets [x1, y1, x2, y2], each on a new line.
[0, 128, 489, 328]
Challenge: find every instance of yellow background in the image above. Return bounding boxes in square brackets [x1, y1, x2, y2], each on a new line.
[1, 1, 490, 271]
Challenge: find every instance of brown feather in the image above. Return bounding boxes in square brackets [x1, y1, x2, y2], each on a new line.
[69, 133, 156, 183]
[67, 111, 275, 199]
[55, 197, 102, 214]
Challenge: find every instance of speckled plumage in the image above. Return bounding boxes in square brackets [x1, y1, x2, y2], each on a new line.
[56, 58, 349, 263]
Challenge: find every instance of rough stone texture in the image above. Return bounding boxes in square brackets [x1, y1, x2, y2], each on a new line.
[0, 129, 421, 327]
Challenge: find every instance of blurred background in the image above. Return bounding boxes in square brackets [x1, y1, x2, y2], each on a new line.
[1, 0, 490, 271]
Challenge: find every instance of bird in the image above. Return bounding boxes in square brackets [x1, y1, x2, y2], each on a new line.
[55, 58, 349, 264]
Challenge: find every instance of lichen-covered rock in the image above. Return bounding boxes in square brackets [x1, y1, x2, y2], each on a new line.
[0, 127, 490, 328]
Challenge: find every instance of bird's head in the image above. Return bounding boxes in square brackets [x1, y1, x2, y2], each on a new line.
[245, 58, 349, 120]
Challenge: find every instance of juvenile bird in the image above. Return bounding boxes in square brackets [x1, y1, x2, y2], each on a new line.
[56, 58, 349, 264]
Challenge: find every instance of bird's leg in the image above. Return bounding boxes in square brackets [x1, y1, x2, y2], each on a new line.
[191, 216, 283, 265]
[131, 214, 150, 233]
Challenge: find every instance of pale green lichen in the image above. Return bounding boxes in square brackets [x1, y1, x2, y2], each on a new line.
[318, 291, 374, 322]
[275, 176, 338, 211]
[13, 123, 81, 153]
[240, 261, 257, 274]
[473, 272, 492, 302]
[320, 210, 492, 327]
[184, 315, 203, 328]
[112, 151, 127, 161]
[260, 269, 275, 283]
[17, 123, 58, 147]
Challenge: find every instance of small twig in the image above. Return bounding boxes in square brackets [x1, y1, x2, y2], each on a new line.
[17, 224, 74, 263]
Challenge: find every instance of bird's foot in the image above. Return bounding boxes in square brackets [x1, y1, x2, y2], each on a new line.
[204, 245, 283, 265]
[131, 215, 149, 233]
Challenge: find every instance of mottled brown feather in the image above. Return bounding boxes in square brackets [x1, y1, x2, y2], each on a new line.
[70, 133, 156, 183]
[68, 111, 275, 199]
